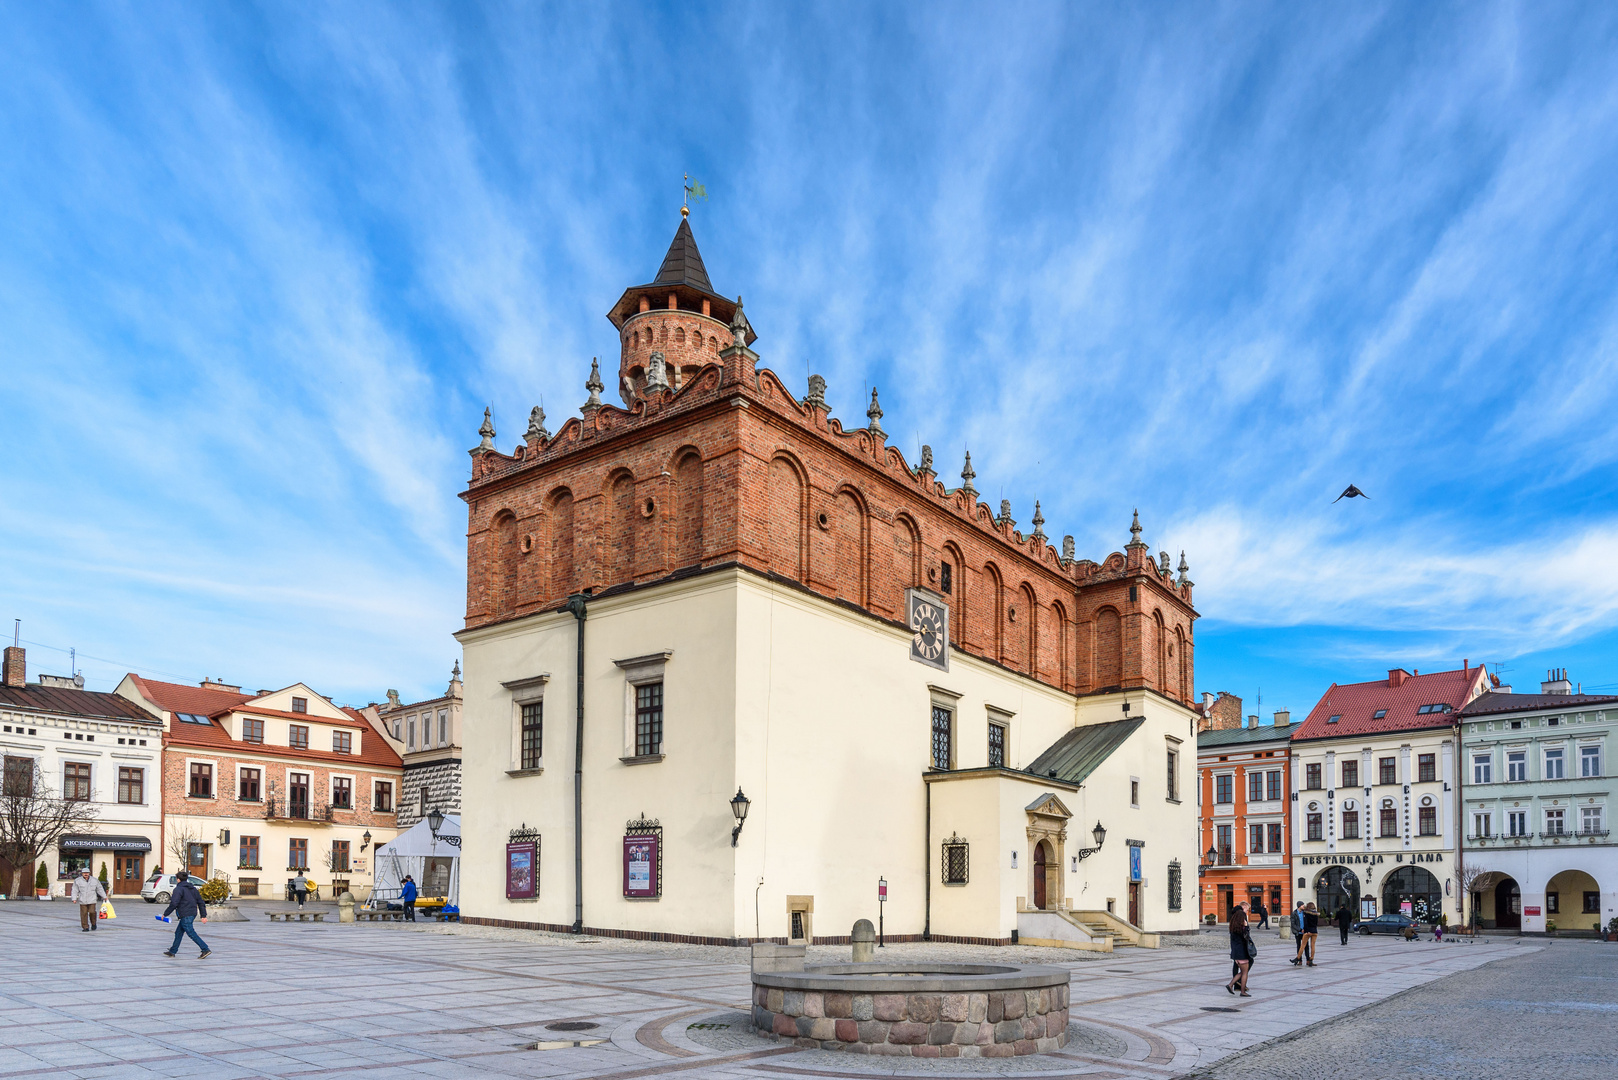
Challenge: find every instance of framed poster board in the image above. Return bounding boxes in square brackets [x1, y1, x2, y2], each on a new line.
[623, 833, 660, 899]
[1128, 844, 1142, 883]
[506, 841, 538, 899]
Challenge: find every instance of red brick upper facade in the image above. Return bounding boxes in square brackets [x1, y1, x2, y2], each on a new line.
[462, 221, 1199, 703]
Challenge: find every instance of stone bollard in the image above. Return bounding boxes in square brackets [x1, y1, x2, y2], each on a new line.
[851, 918, 876, 962]
[338, 890, 355, 923]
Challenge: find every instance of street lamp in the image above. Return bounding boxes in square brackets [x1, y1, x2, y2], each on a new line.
[730, 788, 750, 846]
[1200, 843, 1218, 878]
[360, 830, 372, 852]
[1073, 820, 1108, 863]
[426, 807, 460, 847]
[878, 876, 888, 948]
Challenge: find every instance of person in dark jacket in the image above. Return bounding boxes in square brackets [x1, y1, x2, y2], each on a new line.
[1336, 903, 1353, 945]
[401, 875, 417, 922]
[1290, 901, 1307, 965]
[1303, 903, 1320, 965]
[161, 870, 210, 958]
[1253, 899, 1269, 930]
[1225, 901, 1254, 996]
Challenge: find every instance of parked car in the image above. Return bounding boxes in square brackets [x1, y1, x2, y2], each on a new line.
[1352, 913, 1418, 935]
[140, 873, 187, 905]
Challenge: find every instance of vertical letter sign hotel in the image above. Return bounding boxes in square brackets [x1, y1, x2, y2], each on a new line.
[506, 828, 538, 900]
[624, 815, 662, 899]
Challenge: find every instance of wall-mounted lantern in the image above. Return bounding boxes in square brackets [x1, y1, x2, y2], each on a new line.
[730, 788, 750, 846]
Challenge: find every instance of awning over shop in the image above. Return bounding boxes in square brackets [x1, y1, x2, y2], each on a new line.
[58, 834, 152, 852]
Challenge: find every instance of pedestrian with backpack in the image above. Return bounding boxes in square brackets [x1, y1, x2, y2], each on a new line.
[161, 870, 210, 958]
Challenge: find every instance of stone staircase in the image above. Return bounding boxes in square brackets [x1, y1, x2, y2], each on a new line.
[1070, 909, 1160, 948]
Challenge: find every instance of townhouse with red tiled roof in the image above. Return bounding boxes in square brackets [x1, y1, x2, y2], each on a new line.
[1290, 663, 1490, 925]
[115, 674, 401, 901]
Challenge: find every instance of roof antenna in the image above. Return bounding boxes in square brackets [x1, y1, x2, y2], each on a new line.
[11, 619, 17, 648]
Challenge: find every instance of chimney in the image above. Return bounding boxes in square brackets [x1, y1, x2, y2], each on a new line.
[1541, 668, 1572, 696]
[1247, 714, 1258, 729]
[2, 645, 23, 689]
[200, 677, 243, 693]
[1388, 669, 1409, 688]
[1273, 709, 1290, 727]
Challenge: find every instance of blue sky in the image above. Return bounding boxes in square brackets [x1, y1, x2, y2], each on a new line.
[4, 3, 1618, 712]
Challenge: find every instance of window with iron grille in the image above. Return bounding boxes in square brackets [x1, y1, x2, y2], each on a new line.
[241, 718, 264, 743]
[1379, 807, 1398, 836]
[1378, 757, 1396, 785]
[1342, 760, 1358, 788]
[1167, 860, 1182, 911]
[635, 683, 663, 757]
[1419, 806, 1437, 835]
[941, 834, 969, 885]
[333, 730, 352, 755]
[1167, 749, 1178, 800]
[117, 767, 142, 804]
[289, 724, 309, 750]
[64, 762, 91, 801]
[1418, 754, 1435, 783]
[1307, 813, 1322, 841]
[1306, 763, 1322, 789]
[931, 705, 952, 770]
[521, 702, 543, 769]
[987, 722, 1005, 769]
[188, 762, 212, 798]
[331, 777, 352, 810]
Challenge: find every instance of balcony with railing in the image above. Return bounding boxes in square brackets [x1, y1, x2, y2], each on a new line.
[263, 796, 334, 824]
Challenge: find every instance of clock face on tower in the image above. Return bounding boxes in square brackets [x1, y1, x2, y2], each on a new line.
[907, 589, 949, 671]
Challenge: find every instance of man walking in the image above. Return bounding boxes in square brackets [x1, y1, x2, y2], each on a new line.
[292, 871, 309, 909]
[1290, 900, 1307, 965]
[1253, 898, 1270, 930]
[401, 874, 417, 922]
[71, 868, 109, 932]
[161, 870, 210, 958]
[1336, 901, 1353, 945]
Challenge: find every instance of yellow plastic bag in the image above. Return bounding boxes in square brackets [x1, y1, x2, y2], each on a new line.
[99, 901, 116, 920]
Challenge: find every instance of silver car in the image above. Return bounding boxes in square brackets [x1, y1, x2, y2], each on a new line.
[140, 872, 187, 904]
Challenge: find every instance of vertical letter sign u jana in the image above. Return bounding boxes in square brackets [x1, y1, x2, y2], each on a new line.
[506, 842, 537, 900]
[624, 835, 658, 898]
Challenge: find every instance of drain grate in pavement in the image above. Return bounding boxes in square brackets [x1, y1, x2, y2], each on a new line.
[1200, 1006, 1240, 1013]
[526, 1038, 606, 1050]
[1106, 969, 1136, 973]
[545, 1021, 599, 1032]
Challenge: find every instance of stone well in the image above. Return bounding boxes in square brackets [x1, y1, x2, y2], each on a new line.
[749, 958, 1070, 1058]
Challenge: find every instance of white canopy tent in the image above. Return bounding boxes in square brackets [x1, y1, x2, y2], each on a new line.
[370, 814, 460, 908]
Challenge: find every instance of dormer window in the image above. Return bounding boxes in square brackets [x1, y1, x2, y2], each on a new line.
[1327, 715, 1340, 724]
[1416, 704, 1452, 715]
[291, 697, 308, 714]
[1372, 709, 1387, 719]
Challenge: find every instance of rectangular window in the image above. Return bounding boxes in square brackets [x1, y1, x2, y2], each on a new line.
[1473, 755, 1492, 784]
[1379, 757, 1397, 786]
[520, 702, 543, 770]
[1131, 779, 1140, 806]
[1582, 806, 1603, 834]
[1267, 822, 1282, 851]
[1166, 749, 1177, 800]
[1342, 810, 1360, 839]
[1546, 809, 1565, 835]
[333, 731, 352, 755]
[1216, 823, 1233, 862]
[241, 718, 264, 743]
[291, 696, 307, 713]
[239, 835, 259, 868]
[635, 682, 664, 758]
[288, 838, 308, 869]
[331, 840, 350, 873]
[1584, 891, 1601, 914]
[1307, 813, 1323, 841]
[1215, 774, 1234, 803]
[1507, 751, 1527, 782]
[117, 767, 143, 804]
[238, 767, 261, 801]
[1418, 754, 1436, 783]
[1267, 770, 1282, 801]
[1380, 807, 1398, 836]
[289, 773, 309, 818]
[1547, 891, 1559, 914]
[1581, 745, 1601, 778]
[420, 786, 429, 817]
[1545, 748, 1565, 780]
[289, 724, 309, 750]
[188, 762, 212, 798]
[1248, 772, 1264, 802]
[331, 777, 352, 810]
[942, 840, 968, 884]
[1342, 760, 1359, 788]
[439, 710, 449, 746]
[1249, 823, 1264, 853]
[64, 762, 91, 801]
[1508, 811, 1527, 837]
[407, 715, 416, 750]
[1419, 806, 1437, 835]
[374, 781, 393, 812]
[988, 722, 1006, 769]
[3, 755, 32, 796]
[930, 705, 952, 770]
[1474, 812, 1492, 838]
[1306, 763, 1322, 790]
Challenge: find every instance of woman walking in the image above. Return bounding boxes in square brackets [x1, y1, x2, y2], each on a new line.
[1226, 900, 1254, 997]
[1303, 902, 1320, 966]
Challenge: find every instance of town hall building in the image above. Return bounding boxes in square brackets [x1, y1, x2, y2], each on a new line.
[454, 214, 1201, 945]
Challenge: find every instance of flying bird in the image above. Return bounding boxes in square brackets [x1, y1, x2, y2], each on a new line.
[1333, 485, 1369, 503]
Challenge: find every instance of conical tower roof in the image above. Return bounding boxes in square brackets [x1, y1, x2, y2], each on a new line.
[606, 215, 752, 344]
[651, 217, 713, 294]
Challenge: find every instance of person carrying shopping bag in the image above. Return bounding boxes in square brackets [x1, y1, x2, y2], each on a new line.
[71, 868, 109, 932]
[161, 869, 211, 958]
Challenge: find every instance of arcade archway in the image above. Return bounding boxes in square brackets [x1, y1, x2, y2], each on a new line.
[1314, 866, 1361, 919]
[1382, 866, 1443, 923]
[1492, 876, 1521, 929]
[1544, 869, 1601, 931]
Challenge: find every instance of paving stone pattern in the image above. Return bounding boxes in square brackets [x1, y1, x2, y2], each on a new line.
[0, 900, 1540, 1079]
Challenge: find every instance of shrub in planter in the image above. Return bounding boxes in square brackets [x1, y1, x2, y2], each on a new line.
[1546, 920, 1557, 933]
[34, 863, 49, 896]
[199, 873, 232, 905]
[98, 862, 109, 886]
[1204, 913, 1217, 924]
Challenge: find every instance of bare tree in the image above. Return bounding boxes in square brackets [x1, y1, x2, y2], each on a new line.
[1456, 852, 1487, 928]
[0, 759, 100, 898]
[167, 823, 200, 873]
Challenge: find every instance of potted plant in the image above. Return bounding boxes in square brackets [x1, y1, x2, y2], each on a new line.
[1606, 917, 1617, 943]
[1546, 919, 1557, 935]
[1204, 913, 1217, 924]
[34, 863, 49, 899]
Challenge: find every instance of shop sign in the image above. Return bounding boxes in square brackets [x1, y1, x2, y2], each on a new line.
[1524, 906, 1541, 917]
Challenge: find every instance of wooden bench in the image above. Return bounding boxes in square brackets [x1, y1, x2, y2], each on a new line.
[361, 911, 404, 922]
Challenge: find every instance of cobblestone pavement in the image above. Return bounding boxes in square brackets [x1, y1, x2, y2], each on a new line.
[0, 898, 1537, 1079]
[1187, 938, 1618, 1080]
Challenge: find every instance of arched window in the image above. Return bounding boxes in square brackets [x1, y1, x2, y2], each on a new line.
[493, 511, 518, 616]
[834, 488, 867, 606]
[610, 472, 636, 584]
[767, 455, 805, 582]
[674, 451, 704, 568]
[549, 489, 574, 597]
[675, 327, 686, 345]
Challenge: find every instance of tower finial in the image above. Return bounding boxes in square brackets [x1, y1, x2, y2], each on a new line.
[866, 387, 884, 435]
[477, 407, 496, 450]
[1129, 508, 1143, 546]
[1031, 501, 1046, 542]
[526, 405, 550, 442]
[1177, 550, 1191, 587]
[961, 451, 977, 497]
[583, 358, 604, 411]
